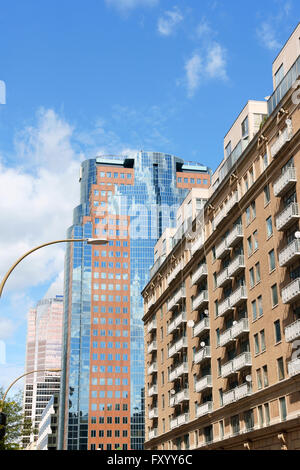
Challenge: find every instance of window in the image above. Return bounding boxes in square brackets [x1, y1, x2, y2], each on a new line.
[244, 410, 254, 431]
[245, 206, 251, 225]
[258, 295, 263, 317]
[260, 330, 266, 352]
[247, 236, 253, 256]
[253, 230, 259, 251]
[216, 328, 220, 347]
[249, 268, 255, 288]
[258, 405, 264, 427]
[277, 357, 285, 381]
[269, 249, 276, 272]
[263, 365, 269, 387]
[255, 262, 261, 283]
[262, 153, 268, 170]
[231, 415, 240, 435]
[264, 185, 271, 205]
[275, 63, 284, 87]
[225, 141, 232, 158]
[256, 368, 262, 390]
[251, 201, 256, 219]
[266, 216, 273, 238]
[254, 333, 260, 354]
[251, 300, 257, 321]
[274, 320, 281, 343]
[264, 403, 270, 425]
[279, 396, 287, 421]
[217, 358, 222, 376]
[241, 116, 249, 138]
[271, 284, 278, 307]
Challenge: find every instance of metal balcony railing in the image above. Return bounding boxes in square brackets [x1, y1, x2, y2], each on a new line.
[231, 318, 249, 339]
[193, 317, 210, 337]
[170, 389, 189, 406]
[195, 375, 212, 393]
[149, 407, 158, 419]
[229, 286, 247, 308]
[167, 261, 184, 285]
[148, 428, 158, 440]
[194, 346, 211, 364]
[282, 278, 300, 304]
[219, 328, 233, 347]
[276, 202, 300, 231]
[168, 287, 186, 311]
[196, 401, 213, 418]
[168, 336, 188, 358]
[233, 352, 252, 371]
[147, 340, 157, 354]
[215, 238, 230, 259]
[167, 311, 187, 336]
[192, 290, 209, 311]
[191, 235, 204, 255]
[221, 359, 235, 378]
[148, 384, 158, 397]
[216, 268, 232, 288]
[226, 224, 243, 248]
[147, 362, 158, 375]
[227, 255, 245, 277]
[279, 239, 300, 267]
[285, 318, 300, 342]
[147, 318, 157, 333]
[273, 167, 297, 197]
[191, 264, 208, 286]
[288, 358, 300, 377]
[169, 362, 188, 382]
[218, 297, 232, 317]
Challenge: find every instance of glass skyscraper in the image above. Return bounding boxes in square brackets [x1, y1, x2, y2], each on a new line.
[58, 151, 210, 450]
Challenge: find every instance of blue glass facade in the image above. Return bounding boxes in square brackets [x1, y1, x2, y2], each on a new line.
[58, 152, 210, 450]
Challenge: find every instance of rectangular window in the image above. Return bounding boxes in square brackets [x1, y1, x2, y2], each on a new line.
[260, 330, 266, 352]
[279, 397, 287, 421]
[258, 406, 264, 427]
[258, 295, 263, 317]
[266, 216, 273, 238]
[264, 184, 271, 205]
[264, 403, 270, 425]
[263, 365, 269, 387]
[274, 320, 281, 343]
[271, 284, 278, 307]
[254, 333, 260, 354]
[255, 262, 261, 283]
[277, 357, 285, 381]
[231, 415, 240, 436]
[253, 230, 259, 251]
[249, 267, 255, 288]
[247, 236, 253, 256]
[256, 368, 262, 390]
[269, 249, 276, 271]
[252, 300, 257, 321]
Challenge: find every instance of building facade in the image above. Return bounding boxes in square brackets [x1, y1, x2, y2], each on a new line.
[58, 151, 211, 450]
[143, 24, 300, 451]
[37, 393, 59, 450]
[22, 296, 63, 447]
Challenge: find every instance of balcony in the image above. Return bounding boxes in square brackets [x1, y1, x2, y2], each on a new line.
[231, 318, 249, 340]
[148, 384, 158, 397]
[233, 352, 252, 372]
[285, 318, 300, 342]
[227, 255, 245, 278]
[215, 238, 230, 260]
[221, 360, 235, 378]
[218, 297, 232, 317]
[227, 225, 243, 248]
[282, 278, 300, 304]
[222, 388, 235, 406]
[147, 318, 157, 334]
[192, 290, 208, 311]
[288, 358, 300, 377]
[276, 202, 300, 231]
[170, 389, 189, 406]
[177, 412, 190, 427]
[146, 296, 155, 311]
[191, 264, 208, 286]
[191, 234, 204, 255]
[167, 261, 184, 285]
[194, 346, 211, 364]
[170, 417, 178, 430]
[273, 167, 297, 197]
[229, 286, 247, 308]
[149, 428, 158, 440]
[226, 191, 239, 213]
[279, 239, 300, 267]
[147, 340, 157, 354]
[168, 336, 188, 358]
[195, 375, 212, 393]
[167, 311, 187, 336]
[270, 122, 293, 158]
[193, 317, 210, 337]
[168, 287, 186, 311]
[219, 327, 233, 347]
[216, 268, 232, 288]
[149, 407, 158, 419]
[213, 206, 227, 231]
[169, 362, 188, 382]
[148, 362, 158, 375]
[196, 401, 213, 418]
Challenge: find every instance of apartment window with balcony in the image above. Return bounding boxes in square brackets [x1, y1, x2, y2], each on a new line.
[264, 184, 271, 205]
[271, 284, 279, 308]
[231, 415, 240, 436]
[274, 320, 281, 343]
[277, 357, 285, 381]
[263, 365, 269, 387]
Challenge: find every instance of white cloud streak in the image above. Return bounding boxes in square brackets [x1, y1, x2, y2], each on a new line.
[157, 7, 183, 36]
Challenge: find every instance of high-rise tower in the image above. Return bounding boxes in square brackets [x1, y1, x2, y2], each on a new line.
[58, 151, 210, 450]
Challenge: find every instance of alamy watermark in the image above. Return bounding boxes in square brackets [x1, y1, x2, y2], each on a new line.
[0, 80, 6, 104]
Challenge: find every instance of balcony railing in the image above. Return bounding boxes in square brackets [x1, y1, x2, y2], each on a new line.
[215, 238, 230, 260]
[146, 296, 155, 311]
[147, 318, 157, 333]
[279, 239, 300, 267]
[195, 375, 212, 393]
[148, 384, 158, 397]
[147, 340, 157, 354]
[285, 318, 300, 342]
[191, 235, 204, 255]
[231, 318, 249, 340]
[282, 278, 300, 304]
[177, 412, 190, 427]
[147, 362, 158, 375]
[192, 290, 208, 311]
[167, 261, 184, 285]
[288, 358, 300, 377]
[276, 202, 300, 231]
[170, 389, 189, 406]
[170, 417, 178, 430]
[222, 388, 235, 406]
[168, 287, 186, 311]
[219, 327, 233, 347]
[196, 401, 213, 418]
[218, 297, 232, 317]
[191, 264, 208, 286]
[149, 407, 158, 419]
[274, 167, 297, 197]
[213, 206, 227, 231]
[194, 346, 211, 364]
[149, 428, 158, 440]
[216, 268, 232, 288]
[270, 121, 293, 158]
[233, 352, 252, 371]
[229, 286, 247, 308]
[169, 362, 188, 382]
[268, 55, 300, 115]
[168, 336, 188, 358]
[222, 383, 251, 406]
[227, 224, 243, 248]
[221, 359, 234, 378]
[227, 255, 245, 277]
[193, 317, 210, 337]
[167, 311, 187, 336]
[227, 191, 239, 212]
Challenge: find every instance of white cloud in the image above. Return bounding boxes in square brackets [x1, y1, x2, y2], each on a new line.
[157, 7, 183, 36]
[105, 0, 158, 13]
[0, 363, 25, 393]
[184, 42, 227, 97]
[43, 270, 64, 299]
[0, 318, 15, 340]
[256, 21, 282, 51]
[196, 18, 213, 38]
[185, 54, 203, 98]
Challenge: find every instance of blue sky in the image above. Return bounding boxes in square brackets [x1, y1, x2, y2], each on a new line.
[0, 0, 299, 392]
